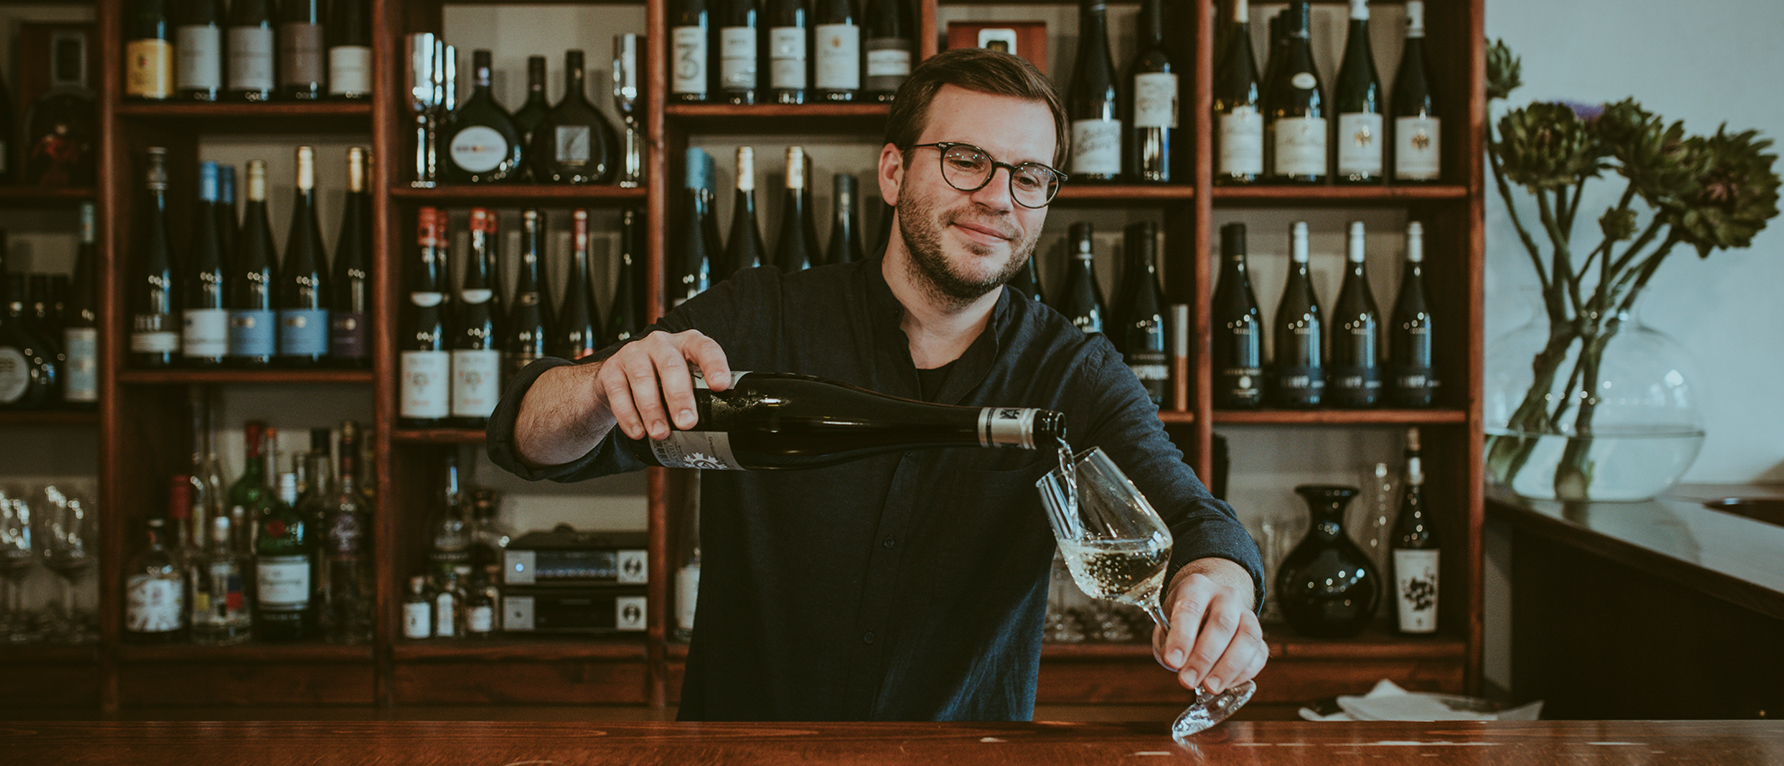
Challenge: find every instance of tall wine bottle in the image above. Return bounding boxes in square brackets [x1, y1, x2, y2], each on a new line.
[1259, 12, 1286, 116]
[512, 56, 551, 146]
[554, 209, 601, 360]
[278, 0, 327, 100]
[767, 0, 809, 104]
[1114, 221, 1167, 404]
[400, 207, 450, 426]
[183, 161, 230, 367]
[217, 164, 238, 258]
[1390, 426, 1438, 633]
[1388, 221, 1436, 406]
[670, 0, 712, 103]
[452, 208, 505, 426]
[1067, 0, 1122, 182]
[718, 0, 761, 104]
[1328, 221, 1381, 407]
[1265, 3, 1326, 183]
[131, 148, 179, 368]
[1334, 0, 1383, 183]
[226, 0, 276, 101]
[278, 146, 331, 367]
[229, 160, 279, 367]
[23, 31, 99, 187]
[125, 0, 174, 100]
[331, 147, 372, 367]
[1058, 222, 1106, 334]
[606, 208, 645, 345]
[813, 0, 861, 102]
[175, 0, 224, 100]
[529, 50, 619, 184]
[327, 0, 372, 99]
[505, 209, 553, 377]
[1211, 222, 1263, 409]
[862, 0, 912, 101]
[827, 174, 865, 264]
[445, 50, 525, 184]
[1273, 221, 1323, 407]
[62, 203, 100, 406]
[774, 147, 820, 272]
[725, 147, 768, 274]
[1213, 0, 1262, 185]
[1391, 1, 1440, 182]
[675, 149, 718, 306]
[256, 472, 316, 641]
[1125, 0, 1177, 183]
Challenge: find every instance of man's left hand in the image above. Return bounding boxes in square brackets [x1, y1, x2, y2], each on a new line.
[1154, 558, 1267, 694]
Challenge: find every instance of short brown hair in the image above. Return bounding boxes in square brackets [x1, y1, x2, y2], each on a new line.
[884, 48, 1068, 167]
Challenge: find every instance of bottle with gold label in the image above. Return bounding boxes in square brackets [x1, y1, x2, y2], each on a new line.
[126, 0, 176, 100]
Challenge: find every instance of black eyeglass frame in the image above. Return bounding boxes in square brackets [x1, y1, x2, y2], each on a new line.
[905, 142, 1069, 209]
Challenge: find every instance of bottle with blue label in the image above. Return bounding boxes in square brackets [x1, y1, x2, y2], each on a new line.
[183, 161, 230, 366]
[229, 159, 279, 366]
[278, 146, 330, 366]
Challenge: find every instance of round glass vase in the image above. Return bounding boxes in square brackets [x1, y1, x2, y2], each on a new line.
[1274, 485, 1382, 639]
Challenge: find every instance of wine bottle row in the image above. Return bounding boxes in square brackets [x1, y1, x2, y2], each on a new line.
[123, 0, 372, 101]
[128, 145, 373, 371]
[1018, 221, 1171, 406]
[0, 30, 99, 187]
[668, 0, 915, 104]
[433, 47, 630, 185]
[1211, 219, 1436, 410]
[0, 207, 99, 410]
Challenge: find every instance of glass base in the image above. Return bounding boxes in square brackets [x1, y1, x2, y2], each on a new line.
[1171, 679, 1256, 740]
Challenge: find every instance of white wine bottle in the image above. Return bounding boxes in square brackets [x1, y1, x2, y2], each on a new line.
[1264, 3, 1325, 184]
[1212, 0, 1263, 185]
[1334, 0, 1384, 183]
[1391, 1, 1441, 182]
[1067, 0, 1123, 182]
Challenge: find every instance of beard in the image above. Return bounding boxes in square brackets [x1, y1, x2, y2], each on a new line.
[895, 189, 1038, 310]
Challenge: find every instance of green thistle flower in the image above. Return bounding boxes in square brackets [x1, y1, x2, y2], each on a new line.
[1662, 127, 1782, 257]
[1496, 103, 1604, 190]
[1487, 39, 1522, 101]
[1599, 207, 1638, 242]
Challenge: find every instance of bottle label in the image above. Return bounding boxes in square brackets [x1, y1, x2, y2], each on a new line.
[193, 562, 247, 620]
[1391, 365, 1438, 404]
[182, 308, 231, 358]
[325, 510, 362, 557]
[329, 311, 368, 360]
[175, 26, 223, 91]
[62, 328, 99, 402]
[0, 347, 32, 404]
[228, 27, 276, 92]
[1274, 364, 1324, 404]
[676, 562, 700, 633]
[256, 555, 311, 609]
[1070, 119, 1122, 176]
[555, 126, 592, 166]
[126, 39, 174, 98]
[468, 604, 494, 634]
[1337, 112, 1384, 176]
[126, 575, 185, 633]
[229, 309, 277, 358]
[1218, 107, 1265, 176]
[401, 350, 452, 419]
[1393, 548, 1439, 633]
[865, 45, 911, 80]
[1272, 116, 1327, 176]
[450, 126, 510, 173]
[403, 601, 431, 639]
[814, 24, 861, 90]
[1328, 364, 1382, 404]
[1395, 116, 1442, 181]
[1132, 72, 1179, 129]
[278, 308, 331, 356]
[671, 25, 708, 96]
[435, 592, 457, 637]
[650, 431, 741, 470]
[131, 319, 181, 354]
[451, 349, 503, 419]
[719, 27, 758, 89]
[278, 23, 325, 88]
[1127, 349, 1170, 404]
[329, 46, 373, 95]
[1217, 366, 1264, 406]
[770, 27, 807, 89]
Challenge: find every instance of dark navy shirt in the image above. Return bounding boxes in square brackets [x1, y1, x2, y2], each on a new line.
[486, 257, 1263, 722]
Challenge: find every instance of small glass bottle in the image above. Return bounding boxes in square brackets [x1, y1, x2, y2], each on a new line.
[402, 574, 432, 639]
[125, 515, 187, 643]
[465, 565, 499, 639]
[433, 567, 465, 639]
[189, 514, 251, 645]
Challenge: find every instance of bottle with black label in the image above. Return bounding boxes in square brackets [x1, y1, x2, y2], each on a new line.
[529, 50, 618, 184]
[1125, 0, 1177, 183]
[717, 0, 760, 104]
[62, 203, 100, 407]
[862, 0, 912, 101]
[278, 146, 331, 367]
[229, 160, 279, 367]
[1328, 221, 1381, 407]
[813, 0, 861, 102]
[400, 207, 451, 427]
[130, 147, 180, 368]
[126, 0, 174, 100]
[670, 0, 712, 102]
[256, 472, 316, 641]
[554, 210, 602, 361]
[505, 209, 553, 377]
[1334, 0, 1384, 183]
[1067, 0, 1122, 182]
[175, 0, 224, 100]
[766, 0, 809, 104]
[331, 147, 372, 366]
[1391, 426, 1438, 634]
[1114, 221, 1168, 405]
[278, 0, 327, 100]
[1058, 222, 1106, 334]
[453, 209, 505, 425]
[1272, 221, 1323, 407]
[725, 147, 768, 274]
[1265, 3, 1325, 183]
[327, 0, 372, 99]
[774, 147, 821, 272]
[183, 161, 230, 367]
[226, 0, 276, 101]
[1213, 0, 1262, 185]
[827, 174, 865, 264]
[1211, 222, 1264, 409]
[1391, 1, 1441, 182]
[445, 50, 525, 184]
[1389, 221, 1437, 406]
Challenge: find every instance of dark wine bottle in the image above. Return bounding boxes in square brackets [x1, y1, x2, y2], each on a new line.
[1390, 426, 1439, 634]
[217, 164, 238, 259]
[126, 0, 174, 100]
[331, 147, 372, 366]
[227, 0, 276, 101]
[1067, 0, 1123, 182]
[175, 0, 224, 100]
[724, 147, 768, 275]
[278, 0, 327, 100]
[675, 149, 718, 306]
[1391, 0, 1441, 182]
[453, 208, 505, 426]
[513, 56, 552, 147]
[606, 208, 645, 345]
[1328, 221, 1381, 407]
[62, 203, 100, 407]
[626, 371, 1067, 470]
[1211, 222, 1264, 409]
[229, 160, 279, 367]
[131, 147, 179, 368]
[1125, 0, 1177, 183]
[1058, 222, 1106, 334]
[862, 0, 912, 102]
[1213, 0, 1264, 185]
[1334, 0, 1384, 184]
[26, 275, 63, 370]
[23, 30, 99, 187]
[0, 274, 58, 409]
[1114, 221, 1167, 405]
[1388, 221, 1437, 407]
[670, 0, 712, 103]
[1259, 12, 1286, 117]
[1009, 253, 1044, 304]
[1265, 3, 1326, 183]
[183, 161, 230, 367]
[827, 174, 865, 264]
[529, 50, 619, 184]
[327, 0, 372, 99]
[445, 50, 526, 183]
[505, 209, 553, 377]
[766, 0, 809, 104]
[278, 146, 331, 367]
[813, 0, 860, 102]
[400, 207, 450, 426]
[775, 147, 821, 272]
[1273, 221, 1323, 407]
[554, 210, 601, 360]
[717, 0, 761, 104]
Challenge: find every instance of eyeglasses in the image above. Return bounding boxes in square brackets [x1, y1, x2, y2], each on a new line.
[907, 142, 1067, 209]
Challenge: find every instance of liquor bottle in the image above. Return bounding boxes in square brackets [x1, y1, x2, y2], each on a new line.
[1125, 0, 1177, 183]
[184, 162, 230, 367]
[606, 208, 645, 345]
[1328, 221, 1381, 407]
[1009, 254, 1045, 304]
[1114, 221, 1168, 405]
[627, 371, 1068, 470]
[428, 454, 471, 580]
[506, 210, 553, 377]
[675, 149, 718, 306]
[402, 575, 432, 640]
[327, 0, 372, 99]
[1391, 1, 1441, 182]
[1265, 3, 1326, 183]
[445, 50, 526, 184]
[862, 0, 912, 101]
[1213, 0, 1263, 185]
[126, 0, 174, 100]
[322, 421, 373, 644]
[827, 174, 865, 265]
[226, 0, 276, 101]
[465, 566, 500, 638]
[278, 146, 332, 367]
[766, 0, 809, 104]
[400, 207, 451, 426]
[186, 388, 226, 552]
[1067, 0, 1122, 182]
[1058, 222, 1106, 334]
[256, 472, 316, 641]
[331, 148, 372, 366]
[23, 30, 99, 187]
[62, 203, 100, 407]
[124, 513, 186, 642]
[529, 50, 619, 184]
[1390, 426, 1438, 634]
[226, 421, 275, 549]
[453, 208, 504, 425]
[1211, 222, 1264, 409]
[217, 164, 239, 258]
[301, 427, 335, 506]
[512, 56, 551, 147]
[724, 147, 768, 275]
[435, 567, 468, 639]
[466, 489, 514, 573]
[774, 147, 821, 272]
[131, 148, 180, 368]
[554, 210, 602, 360]
[1334, 0, 1384, 183]
[189, 514, 252, 644]
[229, 160, 280, 367]
[0, 275, 57, 409]
[1388, 221, 1437, 406]
[175, 0, 224, 100]
[813, 0, 860, 102]
[1273, 221, 1324, 407]
[718, 0, 761, 104]
[670, 0, 712, 103]
[278, 0, 327, 100]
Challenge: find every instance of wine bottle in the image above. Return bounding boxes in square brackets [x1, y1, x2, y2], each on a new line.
[1067, 0, 1123, 182]
[131, 147, 179, 368]
[453, 208, 505, 426]
[1273, 221, 1323, 407]
[827, 174, 865, 264]
[774, 147, 821, 271]
[1058, 222, 1107, 334]
[23, 276, 64, 396]
[1334, 0, 1384, 183]
[1388, 221, 1437, 407]
[400, 207, 451, 426]
[229, 159, 279, 367]
[126, 0, 175, 100]
[724, 147, 768, 275]
[1391, 1, 1441, 182]
[1390, 426, 1438, 633]
[505, 209, 553, 377]
[675, 149, 718, 306]
[124, 513, 187, 643]
[183, 161, 230, 367]
[445, 50, 526, 184]
[670, 0, 712, 102]
[512, 56, 551, 147]
[813, 0, 861, 102]
[1213, 0, 1263, 185]
[23, 30, 99, 187]
[1259, 12, 1286, 117]
[327, 0, 372, 99]
[1265, 3, 1326, 183]
[217, 164, 238, 258]
[766, 0, 809, 104]
[1328, 221, 1381, 407]
[1211, 222, 1264, 409]
[175, 0, 224, 100]
[278, 0, 327, 100]
[331, 147, 372, 366]
[606, 208, 645, 346]
[862, 0, 912, 101]
[1125, 0, 1177, 183]
[718, 0, 761, 104]
[554, 209, 602, 360]
[1115, 221, 1168, 405]
[256, 472, 316, 641]
[321, 420, 373, 645]
[627, 371, 1067, 470]
[0, 274, 57, 409]
[278, 146, 332, 367]
[62, 203, 99, 407]
[529, 50, 619, 184]
[227, 0, 276, 101]
[1009, 254, 1044, 304]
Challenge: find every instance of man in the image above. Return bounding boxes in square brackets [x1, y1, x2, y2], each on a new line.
[487, 48, 1266, 721]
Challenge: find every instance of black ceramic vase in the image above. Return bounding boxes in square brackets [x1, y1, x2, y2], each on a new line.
[1274, 484, 1382, 637]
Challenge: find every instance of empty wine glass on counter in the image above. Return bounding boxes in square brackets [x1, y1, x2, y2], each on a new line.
[34, 483, 98, 644]
[1, 486, 45, 643]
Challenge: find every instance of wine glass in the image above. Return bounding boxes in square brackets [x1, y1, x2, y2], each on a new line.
[34, 483, 97, 645]
[1, 485, 44, 642]
[1037, 447, 1257, 739]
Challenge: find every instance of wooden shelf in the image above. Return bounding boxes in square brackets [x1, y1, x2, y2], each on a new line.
[117, 368, 374, 385]
[1212, 408, 1469, 426]
[114, 100, 372, 133]
[1211, 184, 1470, 206]
[393, 638, 648, 662]
[1156, 409, 1195, 425]
[665, 103, 889, 134]
[389, 185, 648, 205]
[1054, 184, 1195, 204]
[116, 642, 374, 663]
[1040, 624, 1465, 662]
[392, 428, 486, 445]
[0, 645, 101, 663]
[0, 409, 99, 426]
[0, 186, 95, 206]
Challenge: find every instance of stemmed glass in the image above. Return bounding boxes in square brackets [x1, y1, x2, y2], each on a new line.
[34, 483, 97, 644]
[1037, 447, 1256, 740]
[1, 485, 44, 642]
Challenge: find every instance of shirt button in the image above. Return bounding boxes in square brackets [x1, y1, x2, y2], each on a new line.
[863, 631, 876, 644]
[882, 537, 895, 548]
